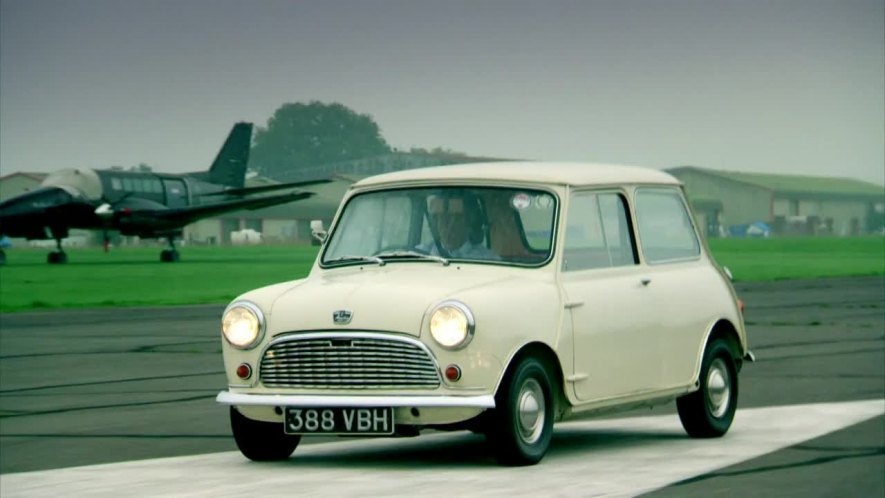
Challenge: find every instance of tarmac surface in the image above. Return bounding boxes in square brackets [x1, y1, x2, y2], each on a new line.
[0, 275, 883, 496]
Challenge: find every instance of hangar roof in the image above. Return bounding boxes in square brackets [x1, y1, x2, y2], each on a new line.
[668, 166, 884, 198]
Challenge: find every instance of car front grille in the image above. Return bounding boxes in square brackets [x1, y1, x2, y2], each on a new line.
[259, 333, 441, 390]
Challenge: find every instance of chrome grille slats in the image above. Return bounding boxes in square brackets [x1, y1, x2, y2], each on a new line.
[260, 333, 441, 390]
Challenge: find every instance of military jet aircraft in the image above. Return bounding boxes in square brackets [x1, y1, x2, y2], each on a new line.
[0, 122, 324, 264]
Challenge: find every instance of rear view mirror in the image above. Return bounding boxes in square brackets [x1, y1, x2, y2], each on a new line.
[310, 220, 327, 244]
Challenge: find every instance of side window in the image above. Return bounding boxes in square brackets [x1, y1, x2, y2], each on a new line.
[635, 188, 700, 263]
[151, 179, 163, 194]
[563, 192, 637, 271]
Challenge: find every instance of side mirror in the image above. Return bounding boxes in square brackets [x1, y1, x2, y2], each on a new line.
[310, 220, 327, 244]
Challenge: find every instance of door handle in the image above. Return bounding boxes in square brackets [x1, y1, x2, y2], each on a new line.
[640, 278, 652, 286]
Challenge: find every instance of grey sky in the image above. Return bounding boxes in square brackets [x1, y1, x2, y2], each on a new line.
[1, 0, 883, 184]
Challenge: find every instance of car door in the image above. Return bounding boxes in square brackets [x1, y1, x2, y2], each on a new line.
[162, 178, 188, 208]
[632, 187, 713, 389]
[560, 190, 662, 402]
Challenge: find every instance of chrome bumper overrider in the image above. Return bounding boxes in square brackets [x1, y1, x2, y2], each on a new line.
[216, 391, 496, 408]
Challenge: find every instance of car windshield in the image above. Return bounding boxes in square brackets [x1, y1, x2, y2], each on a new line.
[322, 186, 557, 266]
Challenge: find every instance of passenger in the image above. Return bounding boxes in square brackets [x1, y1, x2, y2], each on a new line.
[421, 193, 500, 260]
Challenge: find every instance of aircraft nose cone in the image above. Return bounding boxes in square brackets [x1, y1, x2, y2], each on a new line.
[0, 187, 75, 217]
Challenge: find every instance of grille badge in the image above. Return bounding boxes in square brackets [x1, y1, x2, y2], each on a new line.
[332, 309, 353, 325]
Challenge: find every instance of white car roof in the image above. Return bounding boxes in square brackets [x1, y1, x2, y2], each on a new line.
[354, 161, 681, 188]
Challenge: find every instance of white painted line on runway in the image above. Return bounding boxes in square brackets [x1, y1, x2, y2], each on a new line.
[1, 399, 882, 497]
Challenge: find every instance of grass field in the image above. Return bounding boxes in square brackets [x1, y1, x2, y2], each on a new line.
[0, 245, 319, 312]
[707, 236, 884, 282]
[0, 237, 882, 312]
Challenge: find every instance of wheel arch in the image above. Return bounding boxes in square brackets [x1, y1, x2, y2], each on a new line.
[497, 341, 567, 420]
[700, 319, 745, 376]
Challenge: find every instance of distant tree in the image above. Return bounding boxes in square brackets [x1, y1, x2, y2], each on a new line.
[409, 146, 468, 157]
[251, 101, 392, 177]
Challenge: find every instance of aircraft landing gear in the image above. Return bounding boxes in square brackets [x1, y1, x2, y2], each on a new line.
[48, 238, 67, 264]
[160, 237, 180, 263]
[160, 249, 179, 262]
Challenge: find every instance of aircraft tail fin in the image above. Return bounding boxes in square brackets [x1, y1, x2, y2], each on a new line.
[206, 122, 253, 188]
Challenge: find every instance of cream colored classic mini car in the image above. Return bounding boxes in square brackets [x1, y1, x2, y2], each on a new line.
[217, 162, 753, 465]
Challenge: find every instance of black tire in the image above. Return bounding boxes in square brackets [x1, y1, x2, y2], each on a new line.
[677, 339, 738, 438]
[47, 251, 67, 264]
[230, 407, 300, 461]
[160, 249, 180, 262]
[486, 357, 555, 466]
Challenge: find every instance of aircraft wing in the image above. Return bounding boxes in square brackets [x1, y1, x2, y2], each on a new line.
[145, 191, 315, 226]
[197, 179, 333, 197]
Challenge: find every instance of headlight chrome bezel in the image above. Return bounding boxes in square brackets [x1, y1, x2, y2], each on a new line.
[221, 301, 266, 350]
[429, 300, 475, 350]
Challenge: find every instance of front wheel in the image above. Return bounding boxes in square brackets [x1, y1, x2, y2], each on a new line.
[677, 339, 738, 438]
[230, 407, 301, 461]
[486, 357, 555, 466]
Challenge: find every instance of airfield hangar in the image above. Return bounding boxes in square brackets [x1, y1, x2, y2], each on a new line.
[666, 166, 885, 238]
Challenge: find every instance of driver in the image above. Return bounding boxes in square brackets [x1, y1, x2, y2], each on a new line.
[421, 193, 499, 260]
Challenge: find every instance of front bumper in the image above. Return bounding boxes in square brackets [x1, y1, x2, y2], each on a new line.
[216, 391, 496, 409]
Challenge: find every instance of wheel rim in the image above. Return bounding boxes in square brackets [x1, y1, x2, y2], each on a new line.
[516, 378, 545, 445]
[706, 357, 731, 418]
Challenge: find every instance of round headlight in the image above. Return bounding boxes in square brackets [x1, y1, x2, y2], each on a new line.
[222, 302, 265, 349]
[429, 301, 475, 350]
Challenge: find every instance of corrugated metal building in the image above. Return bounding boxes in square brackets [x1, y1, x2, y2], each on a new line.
[0, 172, 47, 200]
[667, 166, 885, 237]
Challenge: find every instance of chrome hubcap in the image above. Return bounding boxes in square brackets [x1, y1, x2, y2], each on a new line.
[706, 357, 731, 418]
[517, 378, 545, 444]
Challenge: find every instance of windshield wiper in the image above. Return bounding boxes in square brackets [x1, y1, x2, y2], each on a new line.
[324, 255, 386, 266]
[374, 250, 450, 266]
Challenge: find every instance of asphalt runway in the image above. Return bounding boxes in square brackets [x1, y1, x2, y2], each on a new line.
[0, 276, 882, 496]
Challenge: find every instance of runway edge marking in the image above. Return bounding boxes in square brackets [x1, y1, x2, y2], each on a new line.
[1, 399, 882, 498]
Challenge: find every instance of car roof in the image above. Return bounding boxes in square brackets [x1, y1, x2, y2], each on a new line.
[353, 161, 681, 188]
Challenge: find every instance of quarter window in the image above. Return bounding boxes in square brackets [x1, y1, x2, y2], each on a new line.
[562, 192, 637, 271]
[635, 188, 700, 263]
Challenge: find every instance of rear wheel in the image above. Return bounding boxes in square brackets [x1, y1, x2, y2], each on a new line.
[486, 357, 555, 466]
[677, 339, 738, 437]
[230, 407, 300, 461]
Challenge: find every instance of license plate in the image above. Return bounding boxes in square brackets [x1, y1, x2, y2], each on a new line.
[284, 407, 395, 435]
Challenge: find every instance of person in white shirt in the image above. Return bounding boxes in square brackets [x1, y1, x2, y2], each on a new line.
[420, 193, 500, 261]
